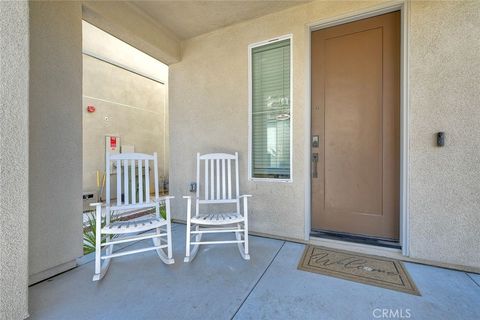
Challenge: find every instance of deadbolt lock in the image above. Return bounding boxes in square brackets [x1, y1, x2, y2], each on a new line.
[312, 135, 319, 148]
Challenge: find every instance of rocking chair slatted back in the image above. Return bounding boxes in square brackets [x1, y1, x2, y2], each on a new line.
[106, 152, 159, 209]
[196, 152, 240, 205]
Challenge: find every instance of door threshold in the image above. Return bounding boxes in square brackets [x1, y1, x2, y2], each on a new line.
[310, 229, 401, 249]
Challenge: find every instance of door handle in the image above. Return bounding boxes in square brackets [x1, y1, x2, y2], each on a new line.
[312, 153, 319, 178]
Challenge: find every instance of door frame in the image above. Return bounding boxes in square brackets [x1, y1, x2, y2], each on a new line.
[304, 0, 410, 256]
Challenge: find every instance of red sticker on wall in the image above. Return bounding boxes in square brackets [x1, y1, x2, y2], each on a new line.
[110, 137, 117, 149]
[87, 105, 95, 113]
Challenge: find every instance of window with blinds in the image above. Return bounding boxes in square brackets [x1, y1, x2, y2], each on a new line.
[250, 38, 291, 180]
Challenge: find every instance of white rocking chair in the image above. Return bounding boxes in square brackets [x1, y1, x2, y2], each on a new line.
[183, 152, 252, 262]
[90, 152, 174, 281]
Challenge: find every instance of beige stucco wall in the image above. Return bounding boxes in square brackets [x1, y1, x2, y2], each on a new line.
[83, 54, 168, 194]
[29, 1, 84, 281]
[82, 1, 180, 65]
[0, 2, 30, 318]
[27, 0, 177, 284]
[169, 0, 480, 269]
[408, 0, 480, 268]
[82, 20, 169, 84]
[169, 0, 386, 241]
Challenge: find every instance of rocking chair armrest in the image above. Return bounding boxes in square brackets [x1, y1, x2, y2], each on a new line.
[89, 202, 105, 207]
[155, 195, 175, 202]
[239, 194, 252, 198]
[182, 196, 200, 200]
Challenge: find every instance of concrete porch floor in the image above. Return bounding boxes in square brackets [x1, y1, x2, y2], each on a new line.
[29, 224, 480, 320]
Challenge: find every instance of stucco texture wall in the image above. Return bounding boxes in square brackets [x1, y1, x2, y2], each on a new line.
[169, 0, 480, 269]
[82, 1, 180, 65]
[0, 2, 29, 318]
[83, 54, 168, 194]
[27, 0, 176, 284]
[408, 0, 480, 268]
[29, 1, 83, 281]
[169, 0, 386, 241]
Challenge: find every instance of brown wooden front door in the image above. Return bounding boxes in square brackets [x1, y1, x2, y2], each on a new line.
[311, 11, 400, 240]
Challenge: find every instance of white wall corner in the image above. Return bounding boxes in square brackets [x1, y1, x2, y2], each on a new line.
[82, 1, 181, 65]
[0, 1, 30, 319]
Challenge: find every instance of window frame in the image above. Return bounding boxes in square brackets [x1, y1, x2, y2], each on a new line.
[248, 34, 293, 183]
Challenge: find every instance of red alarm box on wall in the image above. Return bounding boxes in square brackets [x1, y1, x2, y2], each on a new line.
[105, 135, 121, 173]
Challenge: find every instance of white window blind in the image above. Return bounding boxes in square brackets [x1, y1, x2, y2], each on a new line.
[251, 38, 291, 179]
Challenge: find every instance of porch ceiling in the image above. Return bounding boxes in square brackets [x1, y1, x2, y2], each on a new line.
[128, 0, 311, 40]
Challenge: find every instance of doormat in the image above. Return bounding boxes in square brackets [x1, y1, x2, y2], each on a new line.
[298, 245, 420, 295]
